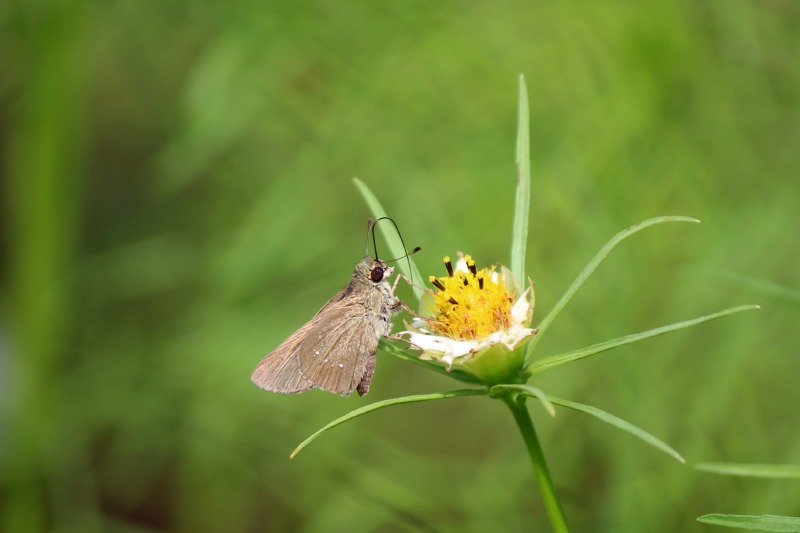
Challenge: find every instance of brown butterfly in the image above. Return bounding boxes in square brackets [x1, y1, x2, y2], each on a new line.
[251, 219, 415, 396]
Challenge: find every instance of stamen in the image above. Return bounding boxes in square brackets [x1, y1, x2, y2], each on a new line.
[466, 256, 477, 276]
[444, 256, 454, 277]
[448, 297, 459, 305]
[462, 277, 469, 286]
[430, 276, 446, 291]
[478, 276, 484, 289]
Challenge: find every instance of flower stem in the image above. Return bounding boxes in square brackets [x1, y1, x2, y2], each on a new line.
[502, 394, 569, 533]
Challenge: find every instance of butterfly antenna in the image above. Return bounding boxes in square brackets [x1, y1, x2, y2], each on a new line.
[371, 216, 419, 283]
[364, 218, 376, 257]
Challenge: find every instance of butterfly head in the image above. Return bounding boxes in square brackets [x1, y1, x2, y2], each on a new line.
[357, 257, 394, 284]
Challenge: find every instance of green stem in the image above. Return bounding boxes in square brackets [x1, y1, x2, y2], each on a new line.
[502, 394, 569, 533]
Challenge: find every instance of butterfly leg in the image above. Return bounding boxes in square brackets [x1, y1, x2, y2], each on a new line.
[390, 274, 429, 319]
[391, 273, 427, 294]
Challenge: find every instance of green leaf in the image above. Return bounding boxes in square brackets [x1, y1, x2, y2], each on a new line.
[696, 463, 800, 479]
[528, 305, 759, 375]
[525, 215, 700, 360]
[491, 384, 555, 417]
[511, 74, 531, 284]
[697, 514, 800, 532]
[291, 388, 489, 458]
[379, 339, 484, 384]
[353, 177, 425, 302]
[547, 395, 685, 464]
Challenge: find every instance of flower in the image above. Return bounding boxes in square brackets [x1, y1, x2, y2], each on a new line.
[400, 253, 537, 385]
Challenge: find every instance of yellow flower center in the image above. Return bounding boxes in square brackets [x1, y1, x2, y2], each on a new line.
[428, 255, 514, 340]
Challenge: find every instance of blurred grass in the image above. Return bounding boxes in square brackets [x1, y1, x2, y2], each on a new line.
[1, 1, 799, 532]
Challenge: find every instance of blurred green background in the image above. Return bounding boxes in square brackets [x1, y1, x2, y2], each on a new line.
[2, 1, 799, 532]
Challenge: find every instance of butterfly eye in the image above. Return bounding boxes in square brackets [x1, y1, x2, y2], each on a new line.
[370, 266, 384, 282]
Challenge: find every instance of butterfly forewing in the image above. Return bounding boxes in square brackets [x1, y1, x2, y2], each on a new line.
[251, 320, 315, 394]
[297, 290, 385, 395]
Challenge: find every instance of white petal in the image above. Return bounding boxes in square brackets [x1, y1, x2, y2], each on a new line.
[399, 321, 536, 369]
[399, 331, 479, 360]
[511, 287, 532, 324]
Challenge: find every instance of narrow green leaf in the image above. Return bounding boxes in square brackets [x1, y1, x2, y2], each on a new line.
[491, 384, 555, 417]
[353, 177, 425, 302]
[378, 339, 483, 384]
[528, 305, 759, 375]
[511, 74, 531, 284]
[526, 216, 700, 360]
[547, 395, 685, 464]
[697, 514, 800, 532]
[696, 463, 800, 479]
[291, 388, 489, 458]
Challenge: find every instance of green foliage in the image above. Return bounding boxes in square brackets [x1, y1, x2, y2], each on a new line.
[511, 74, 531, 285]
[697, 515, 800, 532]
[528, 304, 758, 374]
[291, 388, 489, 459]
[546, 395, 684, 464]
[696, 463, 800, 479]
[695, 463, 800, 530]
[526, 215, 700, 357]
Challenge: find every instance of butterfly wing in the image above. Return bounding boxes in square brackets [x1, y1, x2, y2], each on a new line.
[297, 289, 386, 396]
[251, 318, 316, 394]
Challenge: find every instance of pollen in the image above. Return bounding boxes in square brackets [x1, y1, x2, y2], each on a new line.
[428, 255, 514, 340]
